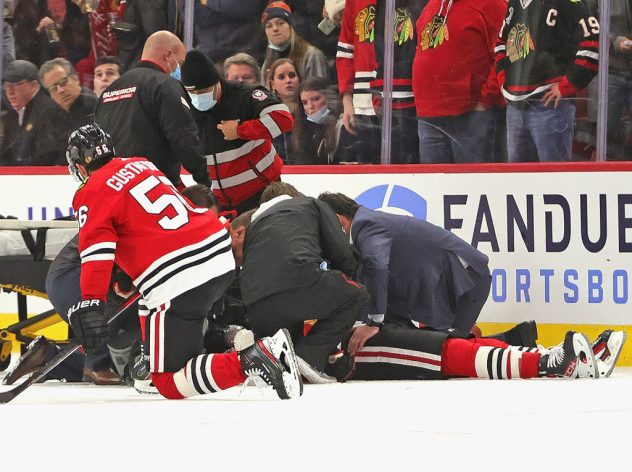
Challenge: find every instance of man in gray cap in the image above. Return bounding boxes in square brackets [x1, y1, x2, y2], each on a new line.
[1, 60, 64, 165]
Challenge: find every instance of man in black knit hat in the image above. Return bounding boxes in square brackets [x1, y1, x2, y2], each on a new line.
[181, 49, 294, 214]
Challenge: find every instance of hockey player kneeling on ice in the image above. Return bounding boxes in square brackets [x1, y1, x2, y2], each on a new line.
[65, 123, 302, 400]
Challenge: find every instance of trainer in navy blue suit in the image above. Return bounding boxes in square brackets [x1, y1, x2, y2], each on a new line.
[318, 192, 491, 336]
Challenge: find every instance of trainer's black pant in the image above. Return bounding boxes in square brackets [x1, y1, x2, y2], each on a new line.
[245, 270, 369, 371]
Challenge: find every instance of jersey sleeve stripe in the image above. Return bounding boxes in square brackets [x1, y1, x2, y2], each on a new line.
[80, 242, 116, 258]
[260, 113, 283, 138]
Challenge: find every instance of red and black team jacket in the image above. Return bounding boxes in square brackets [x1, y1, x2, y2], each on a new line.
[495, 0, 599, 101]
[192, 80, 293, 209]
[73, 157, 235, 310]
[336, 0, 423, 115]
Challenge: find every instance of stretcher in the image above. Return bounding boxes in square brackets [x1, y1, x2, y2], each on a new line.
[0, 220, 78, 371]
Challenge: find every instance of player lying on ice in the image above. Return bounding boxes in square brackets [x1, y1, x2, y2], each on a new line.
[227, 185, 627, 383]
[64, 123, 303, 400]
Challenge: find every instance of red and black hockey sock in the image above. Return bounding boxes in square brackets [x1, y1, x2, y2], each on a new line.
[152, 351, 247, 399]
[442, 338, 540, 379]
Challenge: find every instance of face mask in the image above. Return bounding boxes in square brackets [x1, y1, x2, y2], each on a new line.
[189, 90, 217, 111]
[307, 107, 331, 124]
[168, 53, 181, 81]
[268, 40, 291, 52]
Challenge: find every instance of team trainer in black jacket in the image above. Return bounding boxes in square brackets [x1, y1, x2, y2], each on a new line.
[231, 194, 369, 383]
[95, 31, 211, 189]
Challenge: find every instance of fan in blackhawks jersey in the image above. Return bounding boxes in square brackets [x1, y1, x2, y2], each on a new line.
[181, 49, 294, 215]
[64, 123, 303, 400]
[495, 0, 600, 162]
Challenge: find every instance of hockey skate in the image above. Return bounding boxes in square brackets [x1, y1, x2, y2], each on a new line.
[592, 330, 627, 378]
[539, 331, 598, 379]
[131, 353, 158, 394]
[240, 329, 303, 399]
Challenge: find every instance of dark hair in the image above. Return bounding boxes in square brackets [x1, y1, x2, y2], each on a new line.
[292, 77, 339, 164]
[182, 184, 218, 210]
[317, 192, 360, 219]
[231, 209, 256, 231]
[94, 55, 123, 72]
[260, 181, 302, 204]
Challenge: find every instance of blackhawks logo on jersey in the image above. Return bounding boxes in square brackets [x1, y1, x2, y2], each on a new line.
[419, 15, 448, 51]
[507, 23, 535, 62]
[394, 8, 414, 46]
[355, 5, 376, 43]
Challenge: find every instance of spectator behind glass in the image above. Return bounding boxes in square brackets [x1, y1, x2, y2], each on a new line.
[412, 0, 506, 164]
[39, 57, 98, 156]
[113, 0, 167, 71]
[3, 21, 16, 73]
[261, 2, 328, 86]
[1, 60, 64, 165]
[495, 0, 599, 162]
[186, 0, 267, 64]
[267, 58, 300, 163]
[223, 53, 261, 85]
[337, 1, 425, 165]
[291, 76, 357, 164]
[93, 55, 122, 96]
[12, 0, 91, 67]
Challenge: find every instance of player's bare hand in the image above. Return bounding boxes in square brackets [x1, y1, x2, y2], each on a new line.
[542, 83, 562, 109]
[217, 120, 240, 140]
[347, 325, 379, 355]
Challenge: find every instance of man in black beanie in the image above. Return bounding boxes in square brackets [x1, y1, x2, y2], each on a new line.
[181, 49, 294, 214]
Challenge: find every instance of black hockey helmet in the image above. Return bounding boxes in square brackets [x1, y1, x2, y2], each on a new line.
[66, 123, 115, 182]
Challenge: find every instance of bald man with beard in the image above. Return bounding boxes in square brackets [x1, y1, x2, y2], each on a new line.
[95, 31, 211, 189]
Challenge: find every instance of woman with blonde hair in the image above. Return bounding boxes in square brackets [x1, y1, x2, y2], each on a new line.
[261, 2, 329, 86]
[266, 57, 301, 163]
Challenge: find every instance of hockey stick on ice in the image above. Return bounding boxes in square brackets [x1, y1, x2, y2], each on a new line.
[0, 291, 141, 404]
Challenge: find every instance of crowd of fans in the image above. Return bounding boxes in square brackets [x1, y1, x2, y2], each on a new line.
[0, 0, 629, 165]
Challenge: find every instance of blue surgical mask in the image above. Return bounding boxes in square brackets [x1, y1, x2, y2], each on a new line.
[189, 90, 217, 111]
[268, 40, 291, 52]
[307, 107, 331, 124]
[168, 54, 181, 81]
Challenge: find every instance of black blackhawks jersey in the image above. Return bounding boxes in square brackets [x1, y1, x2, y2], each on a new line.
[495, 0, 599, 101]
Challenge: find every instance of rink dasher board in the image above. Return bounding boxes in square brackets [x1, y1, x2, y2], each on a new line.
[1, 163, 632, 327]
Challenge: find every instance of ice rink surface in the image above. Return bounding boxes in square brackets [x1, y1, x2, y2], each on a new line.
[2, 369, 632, 472]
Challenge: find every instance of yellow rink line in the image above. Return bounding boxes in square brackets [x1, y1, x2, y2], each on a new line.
[479, 322, 632, 365]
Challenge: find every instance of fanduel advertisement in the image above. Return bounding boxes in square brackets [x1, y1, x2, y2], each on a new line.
[1, 168, 631, 325]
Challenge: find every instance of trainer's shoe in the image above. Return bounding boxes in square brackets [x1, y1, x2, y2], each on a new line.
[538, 331, 598, 379]
[2, 335, 49, 385]
[82, 366, 122, 385]
[297, 356, 337, 384]
[592, 330, 627, 378]
[240, 329, 303, 399]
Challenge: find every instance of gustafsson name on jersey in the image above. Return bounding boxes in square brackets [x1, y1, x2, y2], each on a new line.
[102, 86, 137, 103]
[107, 160, 160, 191]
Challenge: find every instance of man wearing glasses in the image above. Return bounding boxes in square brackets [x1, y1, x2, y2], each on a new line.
[39, 57, 98, 140]
[0, 60, 63, 165]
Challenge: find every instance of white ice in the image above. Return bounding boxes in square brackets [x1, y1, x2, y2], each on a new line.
[2, 369, 632, 471]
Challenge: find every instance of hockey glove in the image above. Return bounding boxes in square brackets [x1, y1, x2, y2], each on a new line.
[68, 299, 109, 354]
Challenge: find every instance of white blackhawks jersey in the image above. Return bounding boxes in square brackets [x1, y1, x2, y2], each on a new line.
[72, 157, 235, 309]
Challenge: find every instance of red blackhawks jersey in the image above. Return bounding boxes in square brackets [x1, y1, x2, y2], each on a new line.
[72, 157, 235, 309]
[495, 0, 599, 101]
